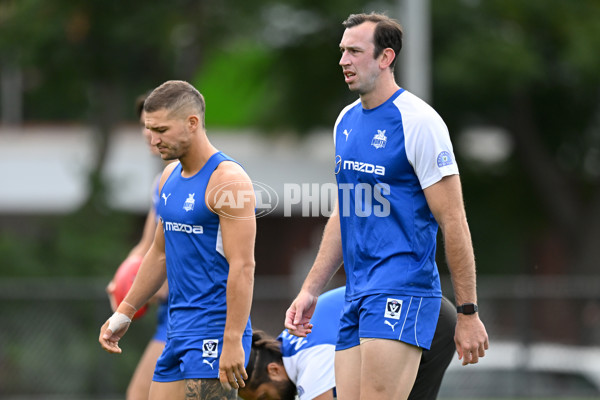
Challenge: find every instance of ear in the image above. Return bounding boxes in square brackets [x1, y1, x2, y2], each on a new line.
[267, 362, 288, 381]
[187, 115, 200, 131]
[379, 48, 396, 70]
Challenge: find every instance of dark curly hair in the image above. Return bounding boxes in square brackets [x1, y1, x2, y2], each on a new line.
[244, 330, 297, 400]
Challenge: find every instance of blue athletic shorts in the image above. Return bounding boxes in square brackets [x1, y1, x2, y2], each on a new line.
[152, 332, 252, 382]
[152, 302, 168, 342]
[336, 294, 441, 351]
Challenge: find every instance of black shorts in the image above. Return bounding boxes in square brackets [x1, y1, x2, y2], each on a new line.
[408, 296, 457, 400]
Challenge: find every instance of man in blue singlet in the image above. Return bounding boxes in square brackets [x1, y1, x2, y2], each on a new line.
[100, 80, 256, 400]
[285, 12, 489, 400]
[240, 287, 457, 400]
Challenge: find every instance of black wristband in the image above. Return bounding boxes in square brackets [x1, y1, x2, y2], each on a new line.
[456, 303, 478, 315]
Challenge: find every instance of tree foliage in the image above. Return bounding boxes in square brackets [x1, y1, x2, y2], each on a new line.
[2, 0, 600, 277]
[432, 0, 600, 274]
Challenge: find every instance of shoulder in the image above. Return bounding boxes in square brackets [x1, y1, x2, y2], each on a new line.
[206, 160, 255, 215]
[211, 160, 251, 185]
[342, 98, 362, 115]
[393, 90, 446, 127]
[164, 161, 179, 174]
[334, 98, 361, 126]
[334, 99, 362, 144]
[158, 161, 180, 191]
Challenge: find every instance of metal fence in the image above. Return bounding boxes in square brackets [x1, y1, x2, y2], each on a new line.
[0, 275, 599, 399]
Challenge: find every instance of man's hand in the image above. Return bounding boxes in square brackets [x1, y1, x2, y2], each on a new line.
[99, 312, 132, 354]
[218, 341, 247, 391]
[454, 314, 489, 366]
[284, 291, 318, 337]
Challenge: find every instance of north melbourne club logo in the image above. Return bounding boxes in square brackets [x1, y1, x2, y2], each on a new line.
[371, 130, 387, 149]
[183, 193, 196, 212]
[384, 298, 402, 320]
[202, 339, 219, 358]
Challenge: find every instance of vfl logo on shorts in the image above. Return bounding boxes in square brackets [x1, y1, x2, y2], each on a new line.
[385, 298, 402, 320]
[203, 339, 219, 358]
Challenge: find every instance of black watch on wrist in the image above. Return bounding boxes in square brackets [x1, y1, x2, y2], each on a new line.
[456, 303, 478, 315]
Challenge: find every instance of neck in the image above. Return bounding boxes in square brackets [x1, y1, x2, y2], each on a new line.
[179, 129, 218, 177]
[360, 74, 400, 109]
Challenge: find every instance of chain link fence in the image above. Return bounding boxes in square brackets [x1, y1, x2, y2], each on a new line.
[1, 275, 599, 399]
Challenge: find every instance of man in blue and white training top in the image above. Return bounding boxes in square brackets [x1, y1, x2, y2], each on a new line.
[99, 80, 256, 400]
[285, 12, 489, 400]
[239, 287, 457, 400]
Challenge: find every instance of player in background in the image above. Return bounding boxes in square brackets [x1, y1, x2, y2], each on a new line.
[240, 287, 456, 400]
[105, 92, 170, 400]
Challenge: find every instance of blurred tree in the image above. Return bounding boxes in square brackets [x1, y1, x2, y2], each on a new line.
[432, 0, 600, 274]
[0, 0, 221, 276]
[192, 0, 395, 132]
[0, 1, 212, 181]
[0, 0, 393, 130]
[2, 0, 599, 278]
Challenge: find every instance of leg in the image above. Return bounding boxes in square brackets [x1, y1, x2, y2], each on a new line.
[360, 338, 422, 400]
[127, 339, 166, 400]
[408, 296, 456, 400]
[335, 345, 361, 400]
[149, 380, 185, 400]
[149, 379, 237, 400]
[183, 379, 237, 400]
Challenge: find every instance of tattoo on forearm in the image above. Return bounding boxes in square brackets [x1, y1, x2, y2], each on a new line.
[185, 379, 236, 400]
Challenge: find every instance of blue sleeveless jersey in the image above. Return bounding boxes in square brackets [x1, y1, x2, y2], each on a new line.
[157, 151, 252, 338]
[334, 89, 458, 300]
[152, 174, 161, 220]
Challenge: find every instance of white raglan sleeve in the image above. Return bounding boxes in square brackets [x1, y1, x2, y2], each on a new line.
[404, 111, 459, 189]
